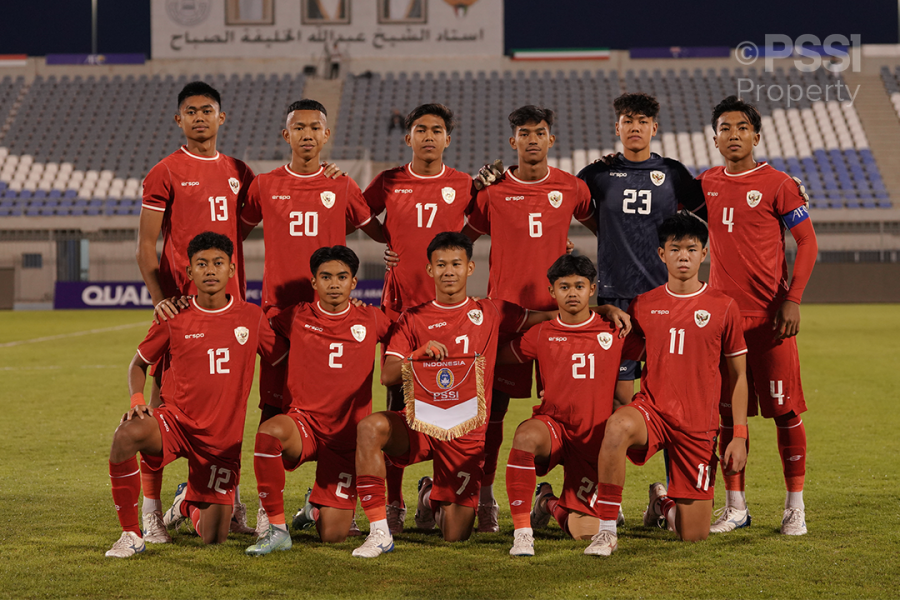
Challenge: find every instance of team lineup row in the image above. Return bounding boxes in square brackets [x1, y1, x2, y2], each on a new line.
[103, 82, 817, 558]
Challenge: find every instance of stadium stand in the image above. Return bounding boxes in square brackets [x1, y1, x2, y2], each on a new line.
[0, 72, 304, 217]
[0, 66, 890, 217]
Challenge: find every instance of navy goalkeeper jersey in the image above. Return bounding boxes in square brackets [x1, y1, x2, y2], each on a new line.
[578, 153, 705, 300]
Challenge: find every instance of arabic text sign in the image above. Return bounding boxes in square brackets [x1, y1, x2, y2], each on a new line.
[153, 0, 502, 59]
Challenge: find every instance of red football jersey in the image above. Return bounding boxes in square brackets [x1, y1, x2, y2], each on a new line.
[511, 313, 623, 449]
[270, 302, 392, 452]
[623, 283, 747, 433]
[141, 147, 254, 299]
[137, 297, 287, 457]
[241, 165, 373, 310]
[385, 297, 528, 417]
[365, 164, 476, 313]
[699, 163, 807, 316]
[467, 166, 594, 311]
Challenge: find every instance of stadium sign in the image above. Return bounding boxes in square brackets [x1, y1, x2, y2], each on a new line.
[53, 280, 383, 309]
[151, 0, 503, 58]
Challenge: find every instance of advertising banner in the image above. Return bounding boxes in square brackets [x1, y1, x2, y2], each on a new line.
[152, 0, 503, 59]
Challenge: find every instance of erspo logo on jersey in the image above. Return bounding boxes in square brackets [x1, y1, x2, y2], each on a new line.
[394, 189, 414, 194]
[181, 181, 200, 186]
[650, 309, 669, 314]
[428, 321, 448, 329]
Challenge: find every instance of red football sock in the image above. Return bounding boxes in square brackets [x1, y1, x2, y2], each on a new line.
[184, 502, 201, 531]
[109, 457, 142, 537]
[385, 462, 405, 506]
[775, 413, 806, 492]
[547, 497, 569, 535]
[659, 496, 677, 530]
[254, 433, 286, 525]
[357, 475, 387, 523]
[594, 483, 623, 521]
[139, 453, 164, 500]
[505, 448, 536, 530]
[481, 415, 507, 487]
[719, 417, 747, 491]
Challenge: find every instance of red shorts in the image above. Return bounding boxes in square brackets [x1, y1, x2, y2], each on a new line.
[282, 411, 357, 511]
[720, 316, 807, 419]
[387, 417, 484, 509]
[532, 415, 605, 518]
[153, 406, 239, 506]
[625, 396, 718, 501]
[258, 359, 288, 412]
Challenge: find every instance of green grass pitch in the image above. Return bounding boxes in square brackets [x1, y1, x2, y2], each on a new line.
[0, 305, 898, 599]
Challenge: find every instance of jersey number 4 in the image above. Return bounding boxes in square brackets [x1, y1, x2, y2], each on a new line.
[623, 189, 652, 215]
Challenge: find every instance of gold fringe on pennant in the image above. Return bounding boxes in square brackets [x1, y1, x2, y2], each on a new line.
[402, 356, 487, 442]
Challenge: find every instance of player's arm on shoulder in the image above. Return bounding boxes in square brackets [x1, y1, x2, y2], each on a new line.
[239, 176, 263, 239]
[136, 206, 166, 307]
[722, 352, 749, 474]
[462, 188, 491, 241]
[573, 177, 598, 235]
[323, 162, 344, 179]
[357, 216, 386, 243]
[521, 308, 556, 330]
[257, 310, 289, 366]
[592, 303, 632, 337]
[473, 159, 504, 190]
[670, 160, 708, 220]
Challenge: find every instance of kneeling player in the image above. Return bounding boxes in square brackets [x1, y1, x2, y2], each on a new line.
[246, 246, 391, 555]
[105, 232, 287, 557]
[586, 212, 749, 556]
[499, 254, 626, 556]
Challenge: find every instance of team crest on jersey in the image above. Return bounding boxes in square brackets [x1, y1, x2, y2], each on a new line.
[234, 326, 249, 345]
[436, 367, 454, 389]
[441, 187, 456, 204]
[321, 191, 336, 209]
[597, 332, 613, 350]
[747, 190, 762, 208]
[548, 190, 563, 208]
[694, 310, 711, 328]
[351, 324, 367, 342]
[467, 309, 483, 326]
[650, 171, 666, 186]
[228, 177, 240, 195]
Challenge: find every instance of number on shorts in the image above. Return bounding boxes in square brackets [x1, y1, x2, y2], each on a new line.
[575, 477, 595, 503]
[207, 465, 232, 495]
[695, 463, 711, 491]
[770, 380, 784, 405]
[336, 472, 353, 499]
[455, 471, 471, 495]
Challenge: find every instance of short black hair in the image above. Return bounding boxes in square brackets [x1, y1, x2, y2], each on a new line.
[657, 210, 709, 248]
[711, 95, 762, 133]
[613, 93, 660, 120]
[427, 231, 473, 261]
[287, 99, 327, 117]
[310, 245, 359, 277]
[547, 254, 597, 285]
[508, 105, 555, 133]
[187, 231, 233, 260]
[405, 103, 455, 134]
[178, 81, 221, 111]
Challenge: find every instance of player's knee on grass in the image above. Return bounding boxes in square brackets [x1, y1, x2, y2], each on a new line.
[673, 498, 712, 542]
[196, 503, 232, 544]
[511, 419, 551, 457]
[567, 512, 598, 541]
[316, 506, 353, 543]
[438, 503, 476, 542]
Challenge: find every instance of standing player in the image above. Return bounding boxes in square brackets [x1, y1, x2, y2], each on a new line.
[462, 105, 597, 531]
[498, 254, 626, 556]
[136, 81, 257, 538]
[245, 246, 392, 555]
[585, 212, 749, 556]
[701, 96, 818, 535]
[363, 103, 477, 532]
[105, 232, 287, 557]
[240, 99, 381, 424]
[577, 93, 706, 409]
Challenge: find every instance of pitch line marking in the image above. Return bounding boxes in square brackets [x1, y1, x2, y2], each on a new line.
[0, 322, 147, 348]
